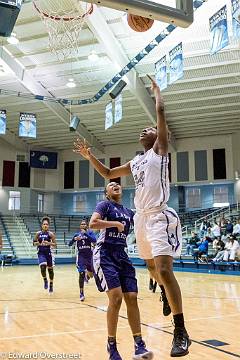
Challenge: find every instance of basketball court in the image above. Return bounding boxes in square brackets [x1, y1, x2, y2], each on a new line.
[0, 266, 240, 359]
[0, 0, 240, 359]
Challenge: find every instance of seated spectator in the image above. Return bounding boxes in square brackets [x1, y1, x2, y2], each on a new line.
[211, 221, 221, 239]
[213, 238, 225, 258]
[193, 236, 209, 261]
[223, 235, 240, 262]
[219, 217, 227, 234]
[226, 220, 233, 235]
[232, 220, 240, 236]
[184, 232, 199, 255]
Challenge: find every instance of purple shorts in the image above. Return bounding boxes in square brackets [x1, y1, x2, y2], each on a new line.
[38, 253, 54, 267]
[76, 254, 93, 273]
[92, 244, 138, 293]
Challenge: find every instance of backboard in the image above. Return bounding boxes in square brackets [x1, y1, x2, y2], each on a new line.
[85, 0, 194, 27]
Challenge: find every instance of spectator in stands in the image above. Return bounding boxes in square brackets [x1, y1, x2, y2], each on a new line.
[219, 217, 227, 234]
[212, 238, 225, 258]
[211, 221, 221, 239]
[226, 220, 233, 235]
[193, 236, 209, 262]
[200, 219, 207, 237]
[232, 220, 240, 237]
[223, 235, 240, 262]
[184, 232, 199, 255]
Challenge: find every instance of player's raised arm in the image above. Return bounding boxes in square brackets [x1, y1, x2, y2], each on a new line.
[150, 77, 168, 156]
[73, 138, 131, 179]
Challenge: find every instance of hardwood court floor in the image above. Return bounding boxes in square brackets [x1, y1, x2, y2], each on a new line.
[0, 265, 240, 359]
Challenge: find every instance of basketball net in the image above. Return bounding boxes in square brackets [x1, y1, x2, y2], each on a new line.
[33, 0, 93, 61]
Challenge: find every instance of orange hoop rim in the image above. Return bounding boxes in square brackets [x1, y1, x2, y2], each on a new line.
[33, 1, 93, 21]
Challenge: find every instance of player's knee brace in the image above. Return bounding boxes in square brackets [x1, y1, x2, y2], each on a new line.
[48, 267, 54, 281]
[40, 264, 47, 278]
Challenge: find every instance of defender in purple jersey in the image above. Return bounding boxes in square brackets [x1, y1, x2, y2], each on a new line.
[33, 216, 56, 293]
[68, 220, 96, 301]
[74, 77, 190, 357]
[89, 182, 153, 360]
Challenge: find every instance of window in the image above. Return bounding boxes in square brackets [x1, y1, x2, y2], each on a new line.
[38, 194, 44, 213]
[73, 194, 87, 212]
[8, 191, 20, 211]
[96, 193, 105, 202]
[186, 188, 201, 208]
[213, 187, 228, 205]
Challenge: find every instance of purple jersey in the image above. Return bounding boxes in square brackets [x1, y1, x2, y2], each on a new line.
[68, 230, 96, 258]
[36, 231, 53, 255]
[95, 200, 134, 246]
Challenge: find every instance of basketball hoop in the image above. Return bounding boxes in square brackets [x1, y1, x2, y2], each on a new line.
[33, 0, 93, 61]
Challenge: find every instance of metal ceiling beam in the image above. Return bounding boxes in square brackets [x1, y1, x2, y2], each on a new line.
[80, 3, 176, 151]
[0, 46, 104, 152]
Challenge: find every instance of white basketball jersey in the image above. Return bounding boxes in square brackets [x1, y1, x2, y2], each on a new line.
[130, 148, 169, 210]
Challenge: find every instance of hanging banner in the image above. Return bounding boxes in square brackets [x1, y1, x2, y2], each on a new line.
[114, 94, 123, 124]
[168, 43, 183, 85]
[105, 102, 113, 130]
[0, 110, 6, 135]
[19, 112, 37, 138]
[209, 5, 229, 55]
[232, 0, 240, 39]
[155, 55, 167, 91]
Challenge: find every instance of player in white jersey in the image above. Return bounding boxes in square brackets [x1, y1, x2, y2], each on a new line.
[73, 77, 190, 357]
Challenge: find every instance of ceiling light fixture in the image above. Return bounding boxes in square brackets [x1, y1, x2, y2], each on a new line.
[7, 33, 19, 45]
[88, 50, 99, 62]
[66, 78, 76, 88]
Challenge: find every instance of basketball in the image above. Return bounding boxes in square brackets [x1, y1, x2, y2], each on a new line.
[127, 13, 154, 32]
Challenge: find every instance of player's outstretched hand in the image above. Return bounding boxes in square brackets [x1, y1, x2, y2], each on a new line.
[73, 138, 91, 160]
[147, 74, 159, 93]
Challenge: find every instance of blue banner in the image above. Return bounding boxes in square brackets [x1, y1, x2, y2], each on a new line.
[19, 112, 36, 138]
[105, 102, 113, 130]
[0, 110, 6, 135]
[210, 5, 229, 55]
[155, 55, 167, 91]
[168, 43, 183, 85]
[114, 94, 123, 124]
[30, 151, 58, 169]
[232, 0, 240, 39]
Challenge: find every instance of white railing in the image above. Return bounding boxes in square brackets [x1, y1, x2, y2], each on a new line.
[12, 213, 34, 257]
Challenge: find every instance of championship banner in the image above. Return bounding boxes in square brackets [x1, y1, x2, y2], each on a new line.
[30, 151, 58, 169]
[155, 55, 167, 91]
[209, 5, 229, 55]
[105, 102, 113, 130]
[168, 43, 183, 85]
[0, 110, 6, 135]
[19, 112, 37, 138]
[232, 0, 240, 39]
[114, 94, 123, 124]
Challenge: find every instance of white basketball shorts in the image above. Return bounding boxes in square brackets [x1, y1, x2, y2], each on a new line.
[134, 206, 182, 259]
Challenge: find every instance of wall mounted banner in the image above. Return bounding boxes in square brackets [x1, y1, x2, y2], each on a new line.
[30, 150, 58, 169]
[19, 112, 37, 138]
[155, 55, 167, 91]
[114, 94, 123, 124]
[0, 110, 6, 135]
[232, 0, 240, 39]
[105, 102, 113, 130]
[209, 5, 229, 54]
[168, 42, 183, 85]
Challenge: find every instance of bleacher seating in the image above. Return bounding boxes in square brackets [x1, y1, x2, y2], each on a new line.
[0, 215, 15, 263]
